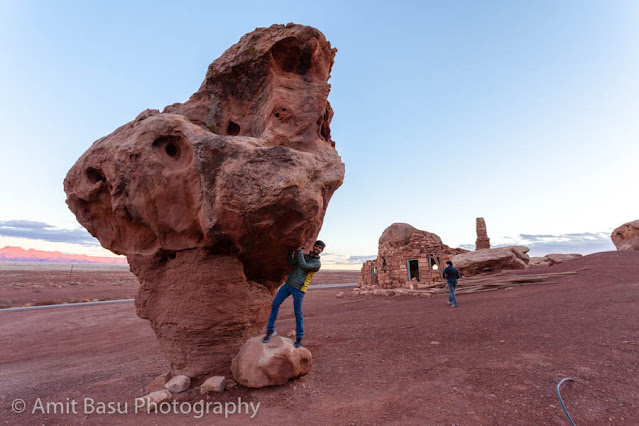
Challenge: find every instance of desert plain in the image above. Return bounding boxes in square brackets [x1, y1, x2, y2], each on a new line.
[1, 250, 638, 425]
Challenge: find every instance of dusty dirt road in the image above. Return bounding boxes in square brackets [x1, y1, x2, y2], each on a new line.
[1, 251, 638, 425]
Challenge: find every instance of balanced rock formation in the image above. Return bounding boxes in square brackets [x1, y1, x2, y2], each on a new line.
[611, 220, 639, 250]
[475, 217, 490, 250]
[231, 335, 312, 388]
[64, 24, 344, 378]
[451, 246, 530, 276]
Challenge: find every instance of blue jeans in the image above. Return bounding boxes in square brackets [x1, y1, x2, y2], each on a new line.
[447, 282, 458, 306]
[266, 284, 305, 339]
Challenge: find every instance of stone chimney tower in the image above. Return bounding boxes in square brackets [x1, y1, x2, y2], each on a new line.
[475, 217, 490, 250]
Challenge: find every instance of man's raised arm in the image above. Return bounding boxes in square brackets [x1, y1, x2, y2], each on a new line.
[296, 249, 321, 272]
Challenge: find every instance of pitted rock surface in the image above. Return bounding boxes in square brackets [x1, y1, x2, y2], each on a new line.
[611, 220, 639, 251]
[64, 24, 344, 378]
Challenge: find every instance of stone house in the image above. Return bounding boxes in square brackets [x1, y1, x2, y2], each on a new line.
[360, 223, 468, 289]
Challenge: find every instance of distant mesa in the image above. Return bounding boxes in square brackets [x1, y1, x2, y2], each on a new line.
[0, 246, 127, 264]
[611, 219, 639, 251]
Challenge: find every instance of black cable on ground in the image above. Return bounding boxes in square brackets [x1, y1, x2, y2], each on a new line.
[557, 378, 576, 425]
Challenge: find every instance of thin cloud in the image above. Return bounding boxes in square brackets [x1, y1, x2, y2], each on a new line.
[321, 252, 376, 266]
[0, 220, 50, 229]
[564, 232, 605, 238]
[519, 234, 559, 242]
[459, 232, 614, 256]
[0, 220, 98, 246]
[347, 255, 377, 263]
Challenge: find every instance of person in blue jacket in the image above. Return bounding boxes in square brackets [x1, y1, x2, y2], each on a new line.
[263, 240, 325, 348]
[442, 260, 461, 308]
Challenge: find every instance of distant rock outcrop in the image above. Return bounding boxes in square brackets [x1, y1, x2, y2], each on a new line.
[475, 217, 490, 250]
[529, 253, 583, 267]
[451, 246, 530, 276]
[611, 220, 639, 251]
[64, 24, 344, 378]
[528, 257, 547, 267]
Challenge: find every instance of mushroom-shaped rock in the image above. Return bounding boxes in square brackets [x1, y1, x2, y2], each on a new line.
[611, 220, 639, 250]
[231, 336, 312, 388]
[63, 24, 344, 379]
[451, 246, 530, 276]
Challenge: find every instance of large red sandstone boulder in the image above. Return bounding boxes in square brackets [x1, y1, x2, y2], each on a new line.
[64, 24, 344, 379]
[378, 223, 424, 247]
[231, 336, 312, 388]
[451, 246, 530, 276]
[611, 220, 639, 250]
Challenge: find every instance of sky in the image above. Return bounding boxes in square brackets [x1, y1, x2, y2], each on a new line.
[1, 0, 638, 268]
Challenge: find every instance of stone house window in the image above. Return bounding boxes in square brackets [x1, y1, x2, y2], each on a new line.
[428, 256, 440, 270]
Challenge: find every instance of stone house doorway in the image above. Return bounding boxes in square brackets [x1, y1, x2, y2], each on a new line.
[407, 259, 421, 282]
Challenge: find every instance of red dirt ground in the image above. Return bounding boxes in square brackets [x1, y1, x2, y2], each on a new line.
[1, 251, 638, 425]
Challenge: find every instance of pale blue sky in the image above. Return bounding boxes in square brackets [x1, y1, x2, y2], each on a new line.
[1, 0, 638, 266]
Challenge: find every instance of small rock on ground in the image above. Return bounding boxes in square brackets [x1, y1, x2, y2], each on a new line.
[165, 375, 190, 393]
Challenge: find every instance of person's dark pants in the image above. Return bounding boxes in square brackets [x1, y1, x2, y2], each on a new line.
[447, 282, 458, 306]
[266, 284, 305, 339]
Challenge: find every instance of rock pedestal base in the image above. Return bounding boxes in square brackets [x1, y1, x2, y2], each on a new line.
[131, 249, 272, 378]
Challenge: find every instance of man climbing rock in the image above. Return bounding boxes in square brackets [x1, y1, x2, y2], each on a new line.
[263, 241, 325, 347]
